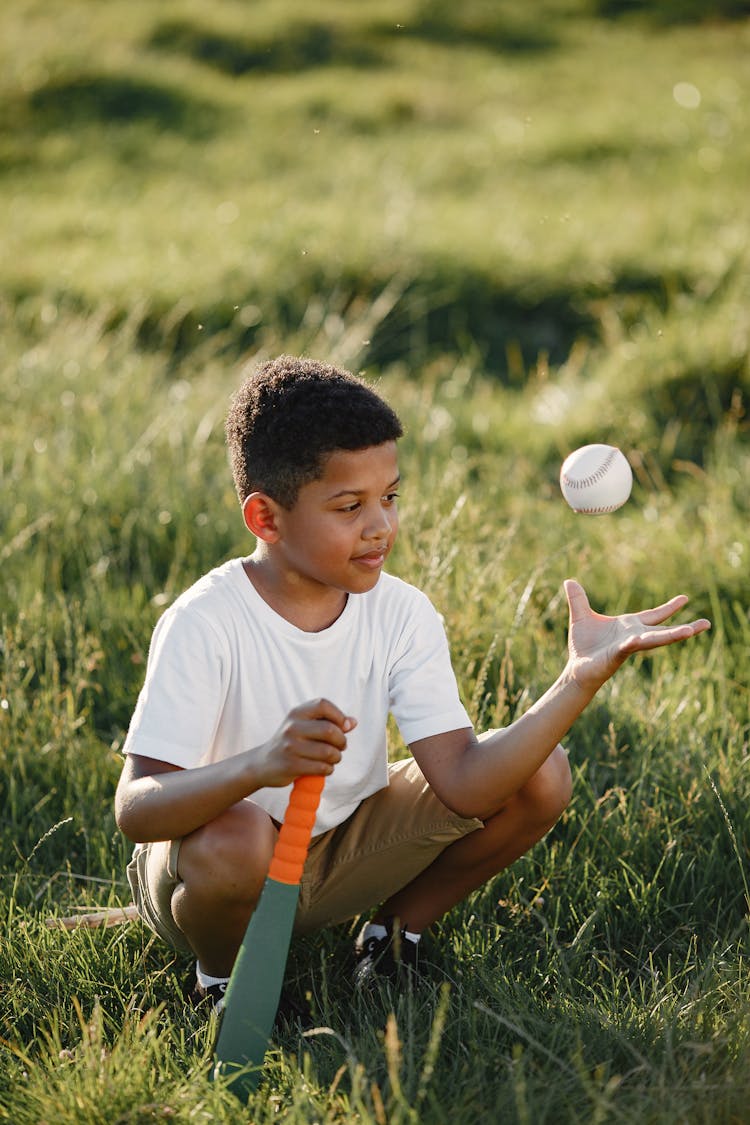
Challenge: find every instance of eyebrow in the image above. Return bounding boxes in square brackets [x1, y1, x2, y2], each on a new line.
[326, 475, 401, 501]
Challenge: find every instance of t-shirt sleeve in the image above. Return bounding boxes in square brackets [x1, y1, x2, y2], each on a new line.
[388, 590, 472, 745]
[122, 605, 228, 768]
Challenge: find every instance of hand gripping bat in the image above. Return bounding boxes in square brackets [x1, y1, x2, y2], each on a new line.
[213, 774, 324, 1101]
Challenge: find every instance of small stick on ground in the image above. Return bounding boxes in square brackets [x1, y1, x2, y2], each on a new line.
[45, 905, 140, 930]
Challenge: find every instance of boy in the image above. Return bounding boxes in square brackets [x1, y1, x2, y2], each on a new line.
[115, 355, 710, 1011]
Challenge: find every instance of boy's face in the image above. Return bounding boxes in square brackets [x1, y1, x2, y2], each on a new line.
[272, 441, 400, 597]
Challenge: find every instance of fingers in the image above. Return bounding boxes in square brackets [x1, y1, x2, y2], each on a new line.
[281, 698, 358, 778]
[564, 579, 592, 620]
[619, 618, 711, 655]
[294, 718, 348, 752]
[293, 697, 357, 734]
[636, 594, 690, 626]
[566, 579, 710, 636]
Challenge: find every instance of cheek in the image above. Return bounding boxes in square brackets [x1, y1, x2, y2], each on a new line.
[316, 518, 354, 553]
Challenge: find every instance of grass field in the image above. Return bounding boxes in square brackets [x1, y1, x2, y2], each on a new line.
[1, 1, 749, 1121]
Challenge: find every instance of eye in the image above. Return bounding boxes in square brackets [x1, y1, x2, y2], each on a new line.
[383, 491, 400, 505]
[337, 501, 360, 513]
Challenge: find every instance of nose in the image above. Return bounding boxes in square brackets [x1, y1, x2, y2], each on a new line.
[363, 502, 396, 541]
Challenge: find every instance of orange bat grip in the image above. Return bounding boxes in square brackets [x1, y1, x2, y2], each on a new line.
[267, 775, 325, 886]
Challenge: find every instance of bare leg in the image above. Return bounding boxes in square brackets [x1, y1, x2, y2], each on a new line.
[374, 745, 572, 933]
[171, 800, 277, 977]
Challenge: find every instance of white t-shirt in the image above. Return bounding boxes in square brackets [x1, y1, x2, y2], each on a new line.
[123, 558, 472, 834]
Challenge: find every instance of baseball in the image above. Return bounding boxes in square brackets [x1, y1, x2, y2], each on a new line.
[559, 443, 633, 514]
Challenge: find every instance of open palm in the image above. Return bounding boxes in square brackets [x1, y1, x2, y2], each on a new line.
[564, 579, 711, 692]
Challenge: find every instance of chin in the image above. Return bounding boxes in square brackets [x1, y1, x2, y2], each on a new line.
[347, 570, 384, 594]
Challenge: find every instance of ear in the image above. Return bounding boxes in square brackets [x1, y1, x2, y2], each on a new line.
[242, 492, 281, 542]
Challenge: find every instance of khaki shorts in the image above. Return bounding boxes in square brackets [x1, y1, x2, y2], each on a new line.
[126, 756, 483, 953]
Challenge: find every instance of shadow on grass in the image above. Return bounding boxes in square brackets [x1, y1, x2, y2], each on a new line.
[357, 264, 695, 380]
[592, 0, 750, 23]
[22, 261, 695, 386]
[148, 19, 384, 76]
[373, 0, 563, 54]
[27, 72, 222, 138]
[60, 271, 596, 379]
[640, 358, 748, 463]
[539, 138, 668, 167]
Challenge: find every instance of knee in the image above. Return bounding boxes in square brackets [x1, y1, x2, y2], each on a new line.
[178, 800, 276, 904]
[519, 744, 572, 828]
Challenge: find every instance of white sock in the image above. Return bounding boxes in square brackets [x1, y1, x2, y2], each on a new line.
[196, 961, 230, 989]
[363, 922, 388, 942]
[362, 922, 421, 944]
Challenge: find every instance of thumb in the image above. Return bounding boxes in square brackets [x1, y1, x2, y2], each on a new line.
[564, 578, 591, 622]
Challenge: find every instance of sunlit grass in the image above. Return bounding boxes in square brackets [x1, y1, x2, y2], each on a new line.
[1, 1, 748, 331]
[1, 0, 749, 1121]
[2, 302, 748, 1120]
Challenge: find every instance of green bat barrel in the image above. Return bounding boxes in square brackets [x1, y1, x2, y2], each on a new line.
[213, 776, 324, 1102]
[213, 877, 300, 1099]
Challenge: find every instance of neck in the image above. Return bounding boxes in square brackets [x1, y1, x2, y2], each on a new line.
[242, 554, 347, 632]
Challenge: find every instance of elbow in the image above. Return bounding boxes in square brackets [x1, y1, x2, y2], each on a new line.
[114, 806, 137, 844]
[114, 788, 143, 844]
[432, 783, 485, 822]
[446, 797, 490, 821]
[425, 766, 490, 822]
[432, 775, 505, 822]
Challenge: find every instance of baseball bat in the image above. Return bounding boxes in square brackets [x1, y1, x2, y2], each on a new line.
[213, 774, 324, 1101]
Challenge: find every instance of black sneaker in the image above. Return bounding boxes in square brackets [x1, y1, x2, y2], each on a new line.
[353, 918, 420, 990]
[188, 976, 313, 1029]
[188, 978, 228, 1014]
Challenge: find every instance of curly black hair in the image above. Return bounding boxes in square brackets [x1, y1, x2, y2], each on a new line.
[225, 355, 403, 508]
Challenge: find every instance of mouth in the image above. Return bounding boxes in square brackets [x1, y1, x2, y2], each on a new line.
[352, 547, 388, 570]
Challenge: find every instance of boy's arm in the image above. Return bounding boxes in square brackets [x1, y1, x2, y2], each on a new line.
[409, 579, 710, 821]
[115, 699, 356, 843]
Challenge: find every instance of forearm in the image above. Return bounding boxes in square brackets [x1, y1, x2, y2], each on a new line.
[418, 579, 711, 820]
[116, 699, 355, 843]
[452, 664, 596, 818]
[115, 753, 265, 843]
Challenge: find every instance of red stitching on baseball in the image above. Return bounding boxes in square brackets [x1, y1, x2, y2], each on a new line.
[562, 448, 618, 490]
